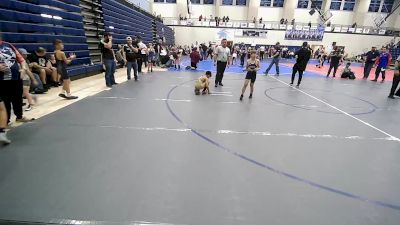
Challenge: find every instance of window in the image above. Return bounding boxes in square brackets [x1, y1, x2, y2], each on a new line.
[273, 0, 285, 7]
[154, 0, 164, 2]
[311, 0, 323, 9]
[369, 0, 381, 12]
[343, 0, 355, 11]
[191, 0, 200, 3]
[203, 0, 214, 4]
[222, 0, 233, 5]
[330, 0, 342, 10]
[165, 0, 176, 2]
[297, 0, 309, 8]
[236, 0, 246, 5]
[260, 0, 272, 6]
[381, 0, 394, 13]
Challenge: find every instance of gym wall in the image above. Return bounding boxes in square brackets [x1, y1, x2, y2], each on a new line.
[172, 26, 396, 55]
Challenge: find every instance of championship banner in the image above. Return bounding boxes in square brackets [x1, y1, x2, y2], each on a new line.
[216, 29, 235, 41]
[284, 26, 325, 41]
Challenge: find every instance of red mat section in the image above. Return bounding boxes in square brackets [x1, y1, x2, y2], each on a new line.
[283, 63, 394, 81]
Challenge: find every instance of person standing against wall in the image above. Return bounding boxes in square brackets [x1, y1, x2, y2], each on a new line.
[214, 39, 231, 87]
[290, 42, 312, 87]
[264, 42, 281, 76]
[388, 56, 400, 99]
[363, 46, 379, 79]
[100, 32, 117, 87]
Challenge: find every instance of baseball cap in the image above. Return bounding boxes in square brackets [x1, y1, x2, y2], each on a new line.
[126, 36, 132, 41]
[18, 48, 30, 55]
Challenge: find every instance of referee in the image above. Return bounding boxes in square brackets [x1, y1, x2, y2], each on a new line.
[214, 39, 231, 87]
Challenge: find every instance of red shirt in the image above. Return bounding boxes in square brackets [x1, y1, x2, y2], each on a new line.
[190, 51, 201, 64]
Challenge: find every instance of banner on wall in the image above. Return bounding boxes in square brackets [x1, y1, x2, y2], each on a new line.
[215, 29, 235, 41]
[284, 26, 325, 41]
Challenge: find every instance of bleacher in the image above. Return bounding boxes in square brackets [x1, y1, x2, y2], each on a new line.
[102, 0, 153, 46]
[156, 20, 175, 46]
[0, 0, 103, 77]
[0, 0, 176, 78]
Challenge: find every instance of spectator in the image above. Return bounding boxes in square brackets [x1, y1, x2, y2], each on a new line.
[54, 39, 78, 99]
[137, 36, 148, 73]
[123, 36, 139, 81]
[363, 46, 379, 79]
[372, 47, 392, 82]
[284, 19, 288, 25]
[291, 19, 295, 25]
[280, 18, 284, 24]
[199, 15, 203, 21]
[99, 32, 117, 87]
[115, 44, 125, 68]
[190, 47, 201, 69]
[29, 47, 58, 88]
[327, 21, 331, 27]
[201, 43, 208, 60]
[226, 16, 230, 22]
[21, 50, 46, 94]
[0, 34, 33, 124]
[147, 43, 155, 73]
[308, 21, 312, 27]
[223, 16, 226, 22]
[259, 17, 263, 24]
[17, 48, 37, 111]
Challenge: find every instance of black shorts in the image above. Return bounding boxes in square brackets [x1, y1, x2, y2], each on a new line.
[60, 71, 70, 80]
[245, 72, 257, 83]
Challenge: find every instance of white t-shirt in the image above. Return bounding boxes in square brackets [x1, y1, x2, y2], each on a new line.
[138, 42, 147, 55]
[215, 46, 231, 62]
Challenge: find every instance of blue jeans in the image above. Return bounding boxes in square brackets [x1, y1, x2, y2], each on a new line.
[126, 60, 138, 80]
[265, 57, 280, 75]
[104, 59, 116, 86]
[201, 50, 207, 60]
[31, 73, 43, 90]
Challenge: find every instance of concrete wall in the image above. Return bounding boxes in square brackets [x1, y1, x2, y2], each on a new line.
[171, 26, 396, 55]
[153, 0, 400, 27]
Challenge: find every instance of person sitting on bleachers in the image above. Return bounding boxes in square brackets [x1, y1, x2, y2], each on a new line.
[47, 54, 59, 81]
[29, 47, 59, 88]
[18, 49, 46, 94]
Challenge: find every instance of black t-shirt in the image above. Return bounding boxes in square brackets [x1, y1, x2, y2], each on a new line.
[29, 52, 47, 68]
[154, 43, 160, 54]
[201, 44, 208, 52]
[123, 44, 139, 61]
[330, 51, 342, 64]
[273, 46, 281, 58]
[99, 41, 114, 60]
[365, 50, 379, 63]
